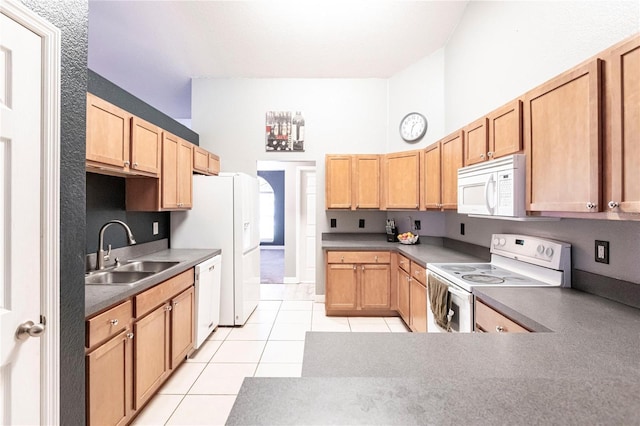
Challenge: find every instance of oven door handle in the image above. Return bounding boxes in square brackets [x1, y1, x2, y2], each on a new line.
[446, 283, 472, 299]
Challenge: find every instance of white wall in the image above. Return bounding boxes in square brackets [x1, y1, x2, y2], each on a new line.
[441, 1, 640, 284]
[387, 48, 446, 151]
[192, 78, 390, 294]
[445, 0, 640, 131]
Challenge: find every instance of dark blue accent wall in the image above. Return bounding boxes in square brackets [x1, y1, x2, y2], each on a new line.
[258, 171, 285, 246]
[22, 0, 87, 424]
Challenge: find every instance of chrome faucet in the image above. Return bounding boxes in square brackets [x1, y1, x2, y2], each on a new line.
[96, 220, 137, 270]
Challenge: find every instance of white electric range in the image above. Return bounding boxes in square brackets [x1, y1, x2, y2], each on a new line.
[426, 234, 571, 332]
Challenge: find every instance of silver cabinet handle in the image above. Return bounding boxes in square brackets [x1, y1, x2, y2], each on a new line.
[109, 319, 119, 326]
[374, 255, 378, 262]
[126, 332, 134, 340]
[487, 151, 493, 157]
[124, 161, 130, 166]
[608, 201, 619, 209]
[496, 326, 505, 333]
[341, 256, 344, 263]
[586, 202, 596, 210]
[165, 305, 173, 311]
[480, 153, 485, 159]
[353, 265, 356, 270]
[133, 162, 138, 168]
[361, 265, 365, 271]
[16, 320, 46, 340]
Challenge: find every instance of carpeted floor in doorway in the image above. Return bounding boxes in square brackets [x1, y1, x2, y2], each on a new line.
[260, 248, 284, 284]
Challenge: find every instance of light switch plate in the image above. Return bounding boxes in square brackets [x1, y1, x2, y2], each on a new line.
[595, 240, 609, 264]
[153, 222, 159, 235]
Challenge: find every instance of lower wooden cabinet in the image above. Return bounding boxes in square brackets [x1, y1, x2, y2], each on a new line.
[409, 279, 427, 333]
[396, 267, 411, 325]
[475, 299, 530, 333]
[325, 251, 393, 315]
[86, 270, 195, 426]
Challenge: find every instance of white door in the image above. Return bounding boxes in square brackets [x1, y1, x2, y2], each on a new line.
[0, 10, 44, 425]
[299, 170, 316, 283]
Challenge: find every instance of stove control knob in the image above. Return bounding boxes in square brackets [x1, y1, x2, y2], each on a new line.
[499, 238, 506, 246]
[493, 238, 500, 246]
[537, 244, 545, 255]
[545, 247, 554, 257]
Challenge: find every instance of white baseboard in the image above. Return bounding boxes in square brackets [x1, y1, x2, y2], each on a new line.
[315, 294, 325, 303]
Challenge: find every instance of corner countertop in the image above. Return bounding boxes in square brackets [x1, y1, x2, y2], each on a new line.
[322, 233, 488, 266]
[85, 248, 220, 317]
[228, 277, 640, 424]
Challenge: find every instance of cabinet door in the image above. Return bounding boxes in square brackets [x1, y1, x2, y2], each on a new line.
[463, 118, 488, 166]
[524, 59, 602, 212]
[409, 280, 427, 333]
[86, 330, 133, 426]
[325, 155, 353, 209]
[424, 142, 441, 209]
[177, 139, 193, 208]
[131, 117, 161, 176]
[86, 93, 131, 171]
[489, 99, 523, 159]
[440, 131, 464, 210]
[209, 153, 220, 175]
[359, 264, 391, 310]
[396, 268, 410, 324]
[607, 35, 640, 213]
[385, 150, 421, 209]
[134, 304, 170, 409]
[326, 263, 358, 310]
[354, 155, 380, 209]
[193, 146, 209, 174]
[162, 132, 179, 209]
[171, 287, 195, 369]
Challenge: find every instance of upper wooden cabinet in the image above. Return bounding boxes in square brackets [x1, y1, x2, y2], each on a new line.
[604, 35, 640, 213]
[126, 132, 193, 211]
[86, 94, 132, 174]
[423, 142, 442, 210]
[524, 59, 602, 213]
[463, 100, 523, 166]
[325, 154, 380, 210]
[440, 130, 464, 210]
[86, 94, 161, 178]
[383, 150, 422, 210]
[130, 117, 162, 176]
[193, 146, 220, 176]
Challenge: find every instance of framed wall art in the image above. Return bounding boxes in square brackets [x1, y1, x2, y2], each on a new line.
[265, 111, 305, 152]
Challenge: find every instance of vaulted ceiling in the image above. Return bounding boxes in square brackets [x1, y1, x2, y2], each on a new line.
[89, 1, 468, 119]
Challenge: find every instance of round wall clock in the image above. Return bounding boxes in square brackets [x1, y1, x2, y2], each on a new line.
[399, 112, 428, 143]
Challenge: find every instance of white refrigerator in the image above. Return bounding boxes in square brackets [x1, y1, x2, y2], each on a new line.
[171, 173, 260, 326]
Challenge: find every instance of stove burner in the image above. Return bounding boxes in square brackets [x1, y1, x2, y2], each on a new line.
[442, 265, 476, 272]
[474, 264, 495, 271]
[461, 274, 505, 284]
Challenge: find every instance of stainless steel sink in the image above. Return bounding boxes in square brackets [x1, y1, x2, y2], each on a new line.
[85, 271, 155, 285]
[115, 261, 179, 273]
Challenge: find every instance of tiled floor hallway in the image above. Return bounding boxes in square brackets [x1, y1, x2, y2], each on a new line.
[132, 284, 408, 425]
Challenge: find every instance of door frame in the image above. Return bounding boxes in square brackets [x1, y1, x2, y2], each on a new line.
[295, 166, 316, 284]
[0, 0, 61, 424]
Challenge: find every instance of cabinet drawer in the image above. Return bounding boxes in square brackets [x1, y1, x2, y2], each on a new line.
[135, 269, 195, 318]
[86, 300, 133, 348]
[327, 251, 390, 264]
[475, 300, 530, 333]
[410, 262, 426, 284]
[397, 254, 410, 273]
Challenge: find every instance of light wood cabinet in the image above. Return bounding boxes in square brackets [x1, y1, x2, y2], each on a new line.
[171, 287, 195, 369]
[125, 132, 193, 211]
[130, 117, 162, 177]
[409, 278, 427, 333]
[475, 299, 530, 333]
[463, 100, 523, 166]
[86, 93, 132, 174]
[524, 59, 602, 213]
[396, 265, 410, 326]
[604, 35, 640, 213]
[86, 301, 134, 426]
[424, 133, 463, 211]
[193, 146, 221, 176]
[383, 150, 422, 210]
[325, 154, 380, 209]
[325, 251, 392, 315]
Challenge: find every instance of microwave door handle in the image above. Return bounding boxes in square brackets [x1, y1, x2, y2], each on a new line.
[484, 174, 496, 214]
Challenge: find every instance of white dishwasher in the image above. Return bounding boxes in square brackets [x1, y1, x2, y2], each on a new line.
[194, 255, 222, 349]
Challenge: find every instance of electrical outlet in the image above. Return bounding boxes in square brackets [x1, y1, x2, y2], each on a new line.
[359, 219, 365, 228]
[460, 223, 465, 235]
[595, 240, 609, 264]
[153, 222, 159, 235]
[414, 220, 421, 230]
[330, 218, 337, 228]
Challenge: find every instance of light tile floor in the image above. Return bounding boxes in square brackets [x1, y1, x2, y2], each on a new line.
[132, 298, 408, 425]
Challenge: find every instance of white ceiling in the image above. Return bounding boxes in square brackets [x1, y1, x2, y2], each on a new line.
[88, 1, 468, 119]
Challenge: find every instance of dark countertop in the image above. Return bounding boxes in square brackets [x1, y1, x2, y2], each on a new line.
[229, 280, 640, 424]
[85, 248, 220, 317]
[322, 234, 487, 266]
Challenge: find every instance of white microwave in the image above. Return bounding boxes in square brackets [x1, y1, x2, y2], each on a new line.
[457, 154, 526, 217]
